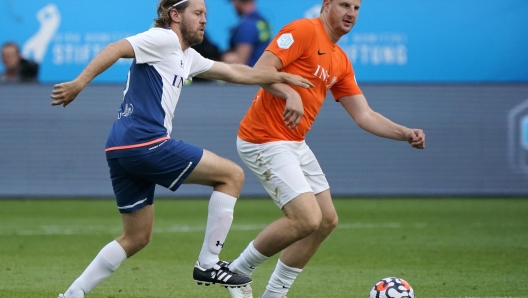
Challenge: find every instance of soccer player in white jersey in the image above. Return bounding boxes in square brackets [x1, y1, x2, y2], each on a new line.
[50, 0, 313, 297]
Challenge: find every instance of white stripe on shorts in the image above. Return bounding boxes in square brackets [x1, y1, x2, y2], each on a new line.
[118, 197, 148, 210]
[169, 161, 193, 189]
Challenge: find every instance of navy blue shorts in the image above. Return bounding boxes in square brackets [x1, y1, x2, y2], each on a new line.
[107, 139, 203, 213]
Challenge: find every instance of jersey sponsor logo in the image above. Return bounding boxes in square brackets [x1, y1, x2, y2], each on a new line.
[172, 74, 185, 88]
[327, 76, 338, 90]
[318, 50, 326, 55]
[117, 103, 134, 119]
[313, 64, 338, 90]
[313, 65, 330, 81]
[277, 33, 294, 49]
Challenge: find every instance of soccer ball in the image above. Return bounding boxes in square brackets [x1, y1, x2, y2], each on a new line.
[369, 277, 415, 298]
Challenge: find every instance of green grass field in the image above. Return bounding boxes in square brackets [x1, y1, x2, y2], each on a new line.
[0, 198, 527, 298]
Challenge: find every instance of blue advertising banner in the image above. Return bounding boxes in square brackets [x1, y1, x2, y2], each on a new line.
[1, 0, 527, 83]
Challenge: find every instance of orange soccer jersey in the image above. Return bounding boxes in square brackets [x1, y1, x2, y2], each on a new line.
[238, 18, 362, 144]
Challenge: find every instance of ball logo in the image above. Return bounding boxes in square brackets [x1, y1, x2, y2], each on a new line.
[369, 277, 414, 298]
[508, 99, 528, 175]
[376, 281, 389, 291]
[277, 33, 294, 49]
[118, 103, 134, 119]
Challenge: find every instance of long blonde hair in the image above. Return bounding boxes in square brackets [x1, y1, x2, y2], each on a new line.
[154, 0, 190, 28]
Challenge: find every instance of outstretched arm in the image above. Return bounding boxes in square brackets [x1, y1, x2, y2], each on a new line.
[50, 39, 135, 107]
[197, 60, 313, 89]
[340, 94, 425, 149]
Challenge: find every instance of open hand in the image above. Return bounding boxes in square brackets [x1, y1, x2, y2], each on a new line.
[50, 80, 85, 107]
[283, 92, 304, 130]
[280, 73, 314, 89]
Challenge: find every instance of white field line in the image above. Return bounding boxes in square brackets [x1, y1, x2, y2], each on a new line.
[0, 222, 423, 236]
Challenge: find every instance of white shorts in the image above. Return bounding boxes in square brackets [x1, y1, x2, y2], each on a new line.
[237, 137, 330, 209]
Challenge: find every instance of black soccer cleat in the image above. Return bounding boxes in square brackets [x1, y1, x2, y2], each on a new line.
[193, 261, 252, 288]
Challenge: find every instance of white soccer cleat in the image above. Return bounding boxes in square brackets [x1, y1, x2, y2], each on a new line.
[58, 290, 84, 298]
[227, 284, 253, 298]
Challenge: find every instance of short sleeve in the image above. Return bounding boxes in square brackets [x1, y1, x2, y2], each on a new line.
[126, 28, 178, 64]
[232, 19, 259, 45]
[331, 55, 362, 100]
[265, 19, 315, 68]
[187, 48, 215, 78]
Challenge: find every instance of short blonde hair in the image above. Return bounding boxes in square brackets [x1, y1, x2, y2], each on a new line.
[320, 0, 331, 13]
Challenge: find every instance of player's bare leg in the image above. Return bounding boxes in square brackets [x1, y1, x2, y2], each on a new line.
[278, 189, 337, 268]
[184, 149, 244, 198]
[254, 192, 323, 256]
[260, 190, 337, 297]
[228, 190, 337, 298]
[116, 204, 155, 256]
[228, 192, 322, 280]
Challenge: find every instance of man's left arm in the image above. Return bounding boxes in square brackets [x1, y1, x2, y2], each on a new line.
[222, 44, 253, 65]
[339, 94, 425, 149]
[222, 18, 259, 65]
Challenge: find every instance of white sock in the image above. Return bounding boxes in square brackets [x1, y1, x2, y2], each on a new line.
[64, 240, 127, 298]
[228, 240, 269, 277]
[261, 259, 302, 298]
[198, 191, 236, 268]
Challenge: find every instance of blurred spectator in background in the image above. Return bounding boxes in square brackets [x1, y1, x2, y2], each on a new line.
[193, 33, 222, 62]
[0, 42, 39, 84]
[192, 33, 222, 83]
[222, 0, 271, 66]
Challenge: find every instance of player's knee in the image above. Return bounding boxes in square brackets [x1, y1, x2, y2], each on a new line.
[319, 213, 338, 236]
[129, 231, 152, 250]
[295, 211, 322, 237]
[227, 164, 245, 190]
[118, 231, 151, 256]
[297, 221, 320, 238]
[139, 232, 152, 248]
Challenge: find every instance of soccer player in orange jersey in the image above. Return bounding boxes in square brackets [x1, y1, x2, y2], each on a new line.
[227, 0, 425, 297]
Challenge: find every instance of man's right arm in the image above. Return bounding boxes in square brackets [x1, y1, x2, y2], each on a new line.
[50, 39, 135, 107]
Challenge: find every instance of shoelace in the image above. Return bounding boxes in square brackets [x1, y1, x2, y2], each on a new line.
[212, 261, 225, 269]
[213, 262, 237, 274]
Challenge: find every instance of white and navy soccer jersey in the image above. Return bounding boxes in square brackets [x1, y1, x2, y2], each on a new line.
[105, 28, 214, 159]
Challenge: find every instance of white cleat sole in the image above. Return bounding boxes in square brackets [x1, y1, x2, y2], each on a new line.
[227, 284, 253, 298]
